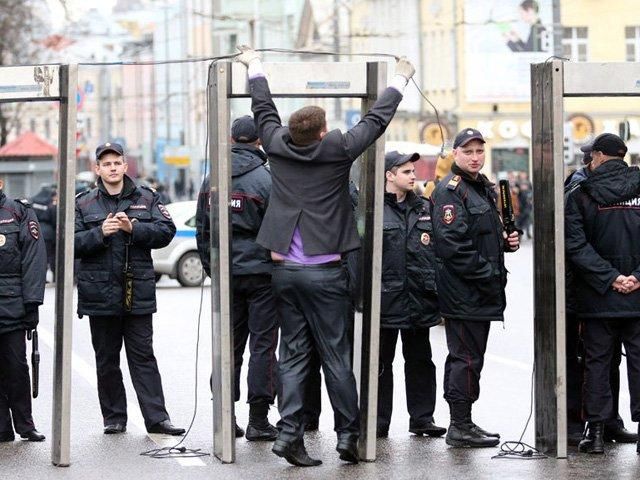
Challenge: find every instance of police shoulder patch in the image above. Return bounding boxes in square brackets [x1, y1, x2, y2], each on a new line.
[158, 204, 172, 220]
[76, 189, 91, 199]
[16, 198, 32, 208]
[446, 175, 461, 191]
[442, 204, 456, 225]
[140, 185, 157, 193]
[28, 220, 40, 240]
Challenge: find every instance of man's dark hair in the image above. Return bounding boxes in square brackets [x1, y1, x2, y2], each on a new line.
[288, 106, 327, 146]
[520, 0, 539, 12]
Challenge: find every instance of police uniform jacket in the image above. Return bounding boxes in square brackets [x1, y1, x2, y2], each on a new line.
[564, 166, 590, 315]
[431, 164, 508, 321]
[0, 191, 47, 334]
[74, 175, 176, 316]
[381, 191, 440, 329]
[196, 143, 272, 277]
[31, 188, 57, 243]
[565, 158, 640, 319]
[249, 76, 403, 255]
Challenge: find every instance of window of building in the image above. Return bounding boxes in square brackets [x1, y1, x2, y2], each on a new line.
[44, 119, 50, 139]
[562, 27, 588, 62]
[625, 26, 640, 61]
[30, 119, 36, 132]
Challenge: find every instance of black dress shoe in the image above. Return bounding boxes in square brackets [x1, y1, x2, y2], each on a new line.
[376, 429, 388, 438]
[604, 425, 638, 443]
[104, 423, 127, 434]
[147, 420, 185, 436]
[445, 423, 500, 448]
[20, 429, 45, 442]
[235, 423, 245, 438]
[0, 431, 15, 442]
[272, 439, 322, 467]
[336, 439, 359, 464]
[410, 421, 447, 437]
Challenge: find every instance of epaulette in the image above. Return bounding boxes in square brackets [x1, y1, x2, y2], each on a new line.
[16, 198, 32, 208]
[447, 175, 461, 191]
[140, 185, 157, 193]
[75, 189, 91, 199]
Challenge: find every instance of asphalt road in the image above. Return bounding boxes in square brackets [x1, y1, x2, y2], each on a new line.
[1, 241, 639, 479]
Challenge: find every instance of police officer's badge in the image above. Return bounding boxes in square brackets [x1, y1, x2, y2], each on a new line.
[442, 204, 456, 225]
[0, 234, 5, 247]
[158, 204, 172, 220]
[420, 232, 430, 245]
[28, 221, 40, 240]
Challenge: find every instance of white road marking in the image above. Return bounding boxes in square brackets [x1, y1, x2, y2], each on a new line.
[38, 326, 206, 467]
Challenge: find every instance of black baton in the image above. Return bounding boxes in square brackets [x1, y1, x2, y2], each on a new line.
[27, 327, 39, 399]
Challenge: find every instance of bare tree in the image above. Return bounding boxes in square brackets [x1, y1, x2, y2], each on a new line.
[0, 0, 46, 145]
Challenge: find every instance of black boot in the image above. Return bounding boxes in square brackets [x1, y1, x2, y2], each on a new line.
[245, 402, 278, 441]
[445, 402, 499, 448]
[579, 421, 605, 454]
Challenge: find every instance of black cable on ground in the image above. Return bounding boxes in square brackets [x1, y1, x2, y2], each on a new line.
[491, 362, 547, 460]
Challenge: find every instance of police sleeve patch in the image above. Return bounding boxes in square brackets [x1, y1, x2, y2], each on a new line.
[28, 221, 40, 240]
[158, 204, 172, 220]
[442, 204, 456, 225]
[231, 195, 245, 212]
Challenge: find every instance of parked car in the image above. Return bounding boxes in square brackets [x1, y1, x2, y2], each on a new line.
[152, 201, 203, 287]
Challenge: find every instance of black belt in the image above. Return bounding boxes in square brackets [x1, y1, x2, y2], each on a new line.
[272, 259, 342, 269]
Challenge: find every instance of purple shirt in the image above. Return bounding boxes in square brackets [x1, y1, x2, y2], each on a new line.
[278, 226, 340, 265]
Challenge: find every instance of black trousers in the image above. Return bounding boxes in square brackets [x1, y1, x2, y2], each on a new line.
[378, 328, 437, 430]
[303, 349, 322, 424]
[89, 314, 169, 429]
[0, 330, 35, 435]
[566, 314, 626, 433]
[272, 263, 359, 443]
[443, 319, 490, 405]
[582, 318, 640, 423]
[303, 305, 355, 425]
[232, 274, 278, 405]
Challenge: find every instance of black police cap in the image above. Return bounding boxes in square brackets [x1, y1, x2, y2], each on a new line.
[385, 151, 420, 173]
[453, 128, 485, 149]
[95, 142, 124, 160]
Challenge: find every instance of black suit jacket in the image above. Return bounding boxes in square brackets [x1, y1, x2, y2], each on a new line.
[249, 75, 403, 255]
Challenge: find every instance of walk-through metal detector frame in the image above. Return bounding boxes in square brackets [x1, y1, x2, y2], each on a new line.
[0, 64, 77, 466]
[531, 61, 640, 458]
[208, 61, 387, 463]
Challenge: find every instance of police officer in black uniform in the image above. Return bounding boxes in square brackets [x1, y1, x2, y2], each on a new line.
[565, 133, 640, 455]
[196, 116, 278, 441]
[431, 128, 520, 448]
[75, 142, 184, 436]
[0, 174, 47, 442]
[377, 151, 446, 439]
[564, 141, 638, 446]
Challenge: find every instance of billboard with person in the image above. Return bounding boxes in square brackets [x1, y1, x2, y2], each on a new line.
[464, 0, 554, 102]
